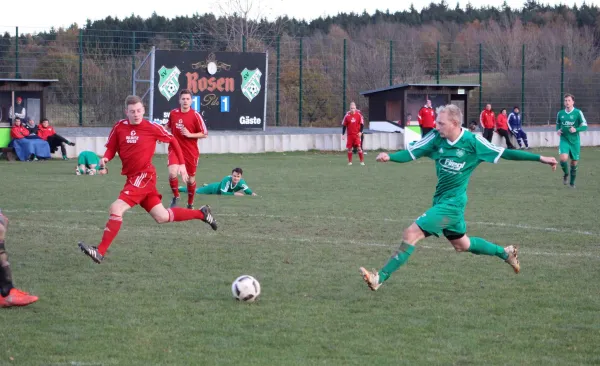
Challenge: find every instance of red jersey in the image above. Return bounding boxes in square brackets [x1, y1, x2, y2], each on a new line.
[167, 108, 207, 158]
[342, 111, 364, 136]
[496, 114, 508, 130]
[418, 106, 436, 128]
[480, 109, 495, 129]
[10, 125, 29, 139]
[103, 119, 184, 177]
[37, 124, 56, 140]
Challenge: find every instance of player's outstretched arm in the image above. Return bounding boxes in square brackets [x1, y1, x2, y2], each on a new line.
[377, 150, 414, 163]
[500, 149, 557, 171]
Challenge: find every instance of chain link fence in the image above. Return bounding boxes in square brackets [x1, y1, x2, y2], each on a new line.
[0, 26, 596, 127]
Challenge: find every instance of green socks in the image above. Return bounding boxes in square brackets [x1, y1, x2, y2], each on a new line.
[468, 237, 508, 260]
[378, 241, 415, 283]
[570, 165, 578, 186]
[560, 161, 569, 176]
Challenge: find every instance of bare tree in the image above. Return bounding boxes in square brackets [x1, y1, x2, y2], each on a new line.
[207, 0, 286, 51]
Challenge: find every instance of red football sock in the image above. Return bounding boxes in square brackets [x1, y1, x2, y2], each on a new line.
[169, 177, 180, 198]
[168, 208, 205, 222]
[187, 182, 196, 206]
[97, 214, 122, 255]
[347, 151, 352, 162]
[359, 151, 364, 162]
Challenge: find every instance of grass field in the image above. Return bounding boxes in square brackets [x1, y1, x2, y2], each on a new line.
[1, 148, 599, 365]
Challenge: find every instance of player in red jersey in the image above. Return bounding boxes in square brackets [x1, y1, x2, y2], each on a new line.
[78, 95, 218, 264]
[0, 209, 39, 308]
[342, 102, 365, 165]
[167, 89, 208, 209]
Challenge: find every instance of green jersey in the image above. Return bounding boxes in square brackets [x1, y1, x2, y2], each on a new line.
[77, 151, 100, 167]
[193, 175, 253, 195]
[216, 175, 252, 195]
[407, 129, 504, 206]
[556, 108, 587, 145]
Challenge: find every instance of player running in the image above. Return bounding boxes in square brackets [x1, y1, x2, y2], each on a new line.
[556, 93, 587, 188]
[0, 209, 39, 308]
[342, 102, 365, 166]
[167, 89, 208, 208]
[359, 104, 557, 291]
[178, 168, 257, 196]
[78, 95, 217, 264]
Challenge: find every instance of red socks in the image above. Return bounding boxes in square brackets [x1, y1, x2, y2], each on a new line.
[168, 208, 205, 222]
[169, 177, 179, 198]
[347, 151, 352, 163]
[358, 151, 364, 162]
[97, 214, 122, 255]
[187, 182, 196, 206]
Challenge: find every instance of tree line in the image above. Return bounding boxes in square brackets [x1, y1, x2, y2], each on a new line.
[0, 0, 598, 126]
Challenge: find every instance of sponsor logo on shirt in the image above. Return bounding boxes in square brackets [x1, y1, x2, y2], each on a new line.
[440, 158, 465, 171]
[126, 130, 139, 144]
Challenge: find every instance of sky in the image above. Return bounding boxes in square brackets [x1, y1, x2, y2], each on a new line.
[1, 0, 597, 34]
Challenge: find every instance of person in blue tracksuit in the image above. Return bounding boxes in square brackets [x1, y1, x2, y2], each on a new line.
[507, 106, 530, 150]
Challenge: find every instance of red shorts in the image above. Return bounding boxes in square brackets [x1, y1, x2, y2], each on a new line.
[118, 172, 163, 212]
[346, 135, 361, 149]
[167, 151, 200, 176]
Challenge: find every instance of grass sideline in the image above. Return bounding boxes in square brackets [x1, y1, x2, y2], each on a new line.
[1, 149, 599, 365]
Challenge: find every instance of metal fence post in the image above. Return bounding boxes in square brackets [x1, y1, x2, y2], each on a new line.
[276, 36, 280, 126]
[15, 27, 19, 79]
[343, 39, 347, 115]
[131, 31, 136, 95]
[299, 38, 303, 126]
[560, 45, 565, 107]
[389, 40, 393, 86]
[79, 29, 84, 126]
[436, 41, 440, 84]
[521, 44, 525, 125]
[479, 43, 483, 113]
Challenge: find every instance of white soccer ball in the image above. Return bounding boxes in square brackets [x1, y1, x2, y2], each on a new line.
[231, 275, 261, 302]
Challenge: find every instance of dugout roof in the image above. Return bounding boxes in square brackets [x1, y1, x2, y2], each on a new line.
[360, 83, 480, 96]
[360, 83, 480, 127]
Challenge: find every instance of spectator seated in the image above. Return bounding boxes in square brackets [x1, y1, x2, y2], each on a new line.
[38, 119, 75, 160]
[9, 118, 50, 161]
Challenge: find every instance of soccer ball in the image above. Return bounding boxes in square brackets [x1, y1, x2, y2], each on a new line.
[231, 275, 261, 302]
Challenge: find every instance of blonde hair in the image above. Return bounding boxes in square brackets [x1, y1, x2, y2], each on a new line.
[438, 104, 463, 125]
[125, 95, 143, 109]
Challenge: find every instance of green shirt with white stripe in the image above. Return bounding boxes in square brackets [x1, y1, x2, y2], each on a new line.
[556, 107, 587, 146]
[407, 129, 505, 207]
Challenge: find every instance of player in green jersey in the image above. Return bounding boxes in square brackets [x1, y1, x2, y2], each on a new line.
[75, 151, 107, 176]
[178, 167, 257, 196]
[556, 93, 587, 188]
[359, 104, 557, 291]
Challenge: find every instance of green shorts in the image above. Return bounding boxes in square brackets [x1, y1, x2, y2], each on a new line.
[558, 139, 580, 160]
[78, 154, 98, 167]
[415, 202, 466, 238]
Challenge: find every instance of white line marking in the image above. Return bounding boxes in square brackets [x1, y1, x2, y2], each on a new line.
[3, 209, 598, 237]
[10, 222, 599, 259]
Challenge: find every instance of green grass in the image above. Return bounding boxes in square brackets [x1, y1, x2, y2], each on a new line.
[1, 148, 599, 365]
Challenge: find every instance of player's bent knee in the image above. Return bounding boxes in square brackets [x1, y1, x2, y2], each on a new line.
[109, 200, 130, 216]
[153, 214, 169, 224]
[402, 224, 425, 244]
[448, 234, 469, 252]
